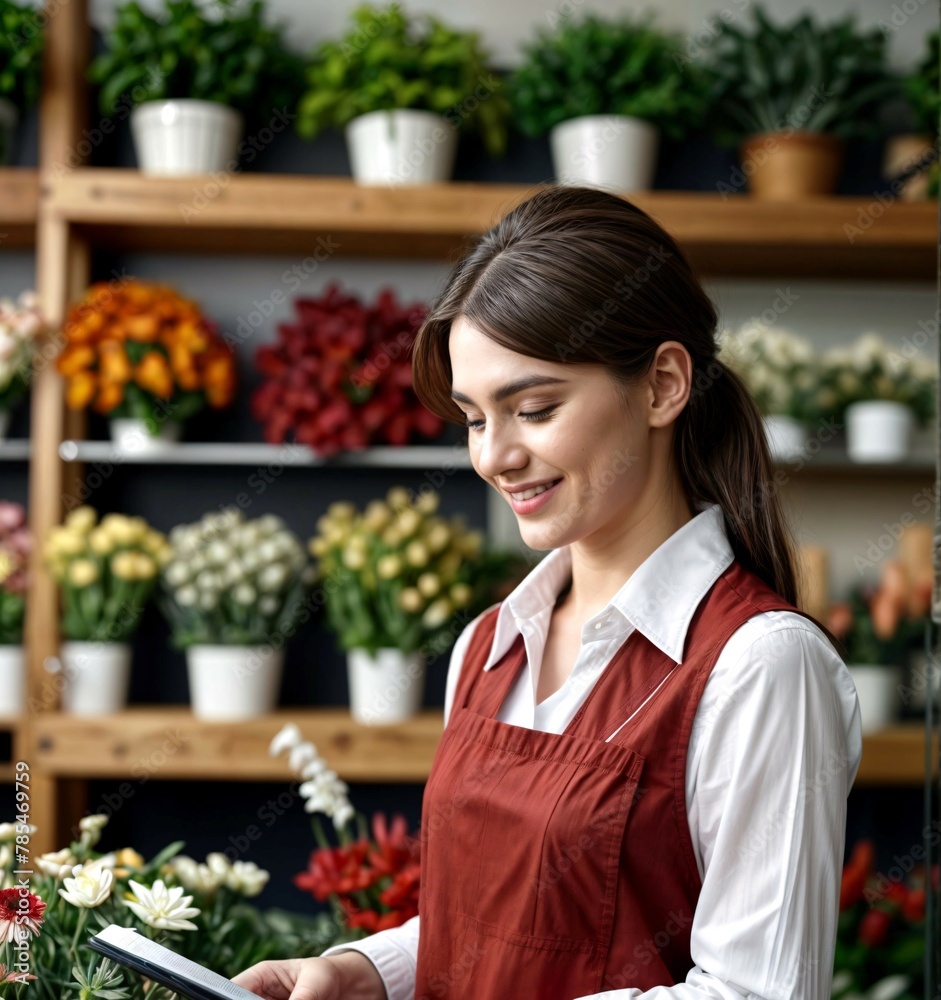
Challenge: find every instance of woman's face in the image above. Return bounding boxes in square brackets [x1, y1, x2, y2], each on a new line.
[448, 315, 661, 553]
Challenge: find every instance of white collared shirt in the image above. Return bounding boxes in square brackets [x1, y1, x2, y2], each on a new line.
[323, 502, 863, 1000]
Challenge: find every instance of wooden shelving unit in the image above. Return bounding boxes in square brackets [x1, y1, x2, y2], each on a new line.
[44, 167, 938, 278]
[3, 0, 937, 853]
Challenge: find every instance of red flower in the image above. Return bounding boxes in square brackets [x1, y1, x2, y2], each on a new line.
[858, 908, 892, 948]
[379, 862, 421, 917]
[367, 812, 418, 877]
[0, 887, 45, 944]
[293, 840, 379, 902]
[840, 864, 867, 911]
[903, 888, 926, 922]
[345, 906, 415, 933]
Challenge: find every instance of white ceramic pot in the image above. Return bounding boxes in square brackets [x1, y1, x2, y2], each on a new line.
[347, 647, 425, 725]
[130, 99, 244, 175]
[0, 410, 9, 442]
[345, 109, 458, 186]
[0, 646, 24, 716]
[763, 414, 806, 462]
[58, 641, 132, 716]
[550, 114, 660, 192]
[110, 418, 181, 454]
[845, 401, 914, 463]
[186, 644, 284, 720]
[847, 664, 902, 734]
[0, 98, 18, 166]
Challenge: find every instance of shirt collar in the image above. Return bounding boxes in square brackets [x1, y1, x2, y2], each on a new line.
[483, 501, 735, 670]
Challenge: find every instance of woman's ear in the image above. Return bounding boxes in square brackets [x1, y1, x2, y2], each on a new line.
[647, 341, 692, 429]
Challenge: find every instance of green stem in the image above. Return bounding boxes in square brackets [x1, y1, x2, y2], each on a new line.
[70, 907, 88, 958]
[311, 816, 332, 850]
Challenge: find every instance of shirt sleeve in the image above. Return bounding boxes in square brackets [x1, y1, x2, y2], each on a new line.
[571, 620, 863, 1000]
[320, 915, 419, 1000]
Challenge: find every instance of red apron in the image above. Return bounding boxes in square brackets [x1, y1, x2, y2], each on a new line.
[414, 559, 836, 1000]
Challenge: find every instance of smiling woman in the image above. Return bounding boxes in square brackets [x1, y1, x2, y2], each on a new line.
[233, 186, 861, 1000]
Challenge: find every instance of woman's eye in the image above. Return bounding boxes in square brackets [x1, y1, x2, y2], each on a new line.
[465, 407, 556, 432]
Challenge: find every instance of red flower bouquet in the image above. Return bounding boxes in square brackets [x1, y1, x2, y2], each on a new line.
[251, 284, 445, 457]
[833, 839, 931, 999]
[271, 723, 421, 942]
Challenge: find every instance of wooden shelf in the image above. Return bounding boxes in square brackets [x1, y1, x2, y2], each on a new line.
[44, 169, 938, 279]
[23, 707, 935, 786]
[0, 168, 38, 249]
[58, 440, 473, 468]
[29, 707, 443, 783]
[855, 723, 937, 785]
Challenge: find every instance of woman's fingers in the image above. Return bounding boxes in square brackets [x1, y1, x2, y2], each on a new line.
[231, 958, 342, 1000]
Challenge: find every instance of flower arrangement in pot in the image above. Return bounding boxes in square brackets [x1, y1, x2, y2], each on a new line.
[88, 0, 304, 175]
[700, 5, 899, 199]
[43, 506, 170, 716]
[307, 486, 532, 725]
[826, 558, 931, 735]
[158, 507, 316, 720]
[0, 501, 30, 716]
[510, 11, 706, 191]
[296, 3, 508, 185]
[833, 839, 929, 1000]
[56, 279, 237, 453]
[269, 723, 421, 941]
[14, 811, 340, 997]
[252, 283, 445, 457]
[888, 29, 940, 201]
[0, 0, 44, 164]
[716, 323, 822, 462]
[0, 290, 46, 441]
[817, 333, 937, 464]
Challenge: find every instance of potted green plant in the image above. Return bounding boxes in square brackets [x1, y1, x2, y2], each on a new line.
[886, 30, 939, 201]
[307, 487, 530, 724]
[510, 12, 706, 191]
[818, 333, 936, 463]
[0, 0, 43, 164]
[296, 3, 508, 185]
[159, 508, 315, 721]
[88, 0, 304, 176]
[701, 6, 899, 199]
[716, 323, 822, 462]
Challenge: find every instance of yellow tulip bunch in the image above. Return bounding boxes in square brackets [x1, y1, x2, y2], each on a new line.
[308, 486, 490, 656]
[44, 506, 171, 641]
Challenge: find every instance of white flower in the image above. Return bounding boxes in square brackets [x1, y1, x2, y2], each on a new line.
[79, 813, 109, 848]
[226, 860, 269, 897]
[288, 741, 318, 773]
[269, 722, 302, 757]
[175, 585, 198, 607]
[124, 878, 200, 931]
[258, 595, 280, 616]
[169, 855, 226, 894]
[36, 847, 77, 878]
[205, 852, 231, 879]
[0, 822, 35, 843]
[58, 863, 114, 908]
[257, 564, 287, 593]
[232, 583, 257, 605]
[206, 540, 234, 566]
[256, 514, 285, 536]
[163, 561, 190, 587]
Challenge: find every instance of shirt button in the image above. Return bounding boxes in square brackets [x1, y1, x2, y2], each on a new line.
[594, 621, 603, 629]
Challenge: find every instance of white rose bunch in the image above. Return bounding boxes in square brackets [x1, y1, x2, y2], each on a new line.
[0, 290, 45, 413]
[159, 507, 317, 646]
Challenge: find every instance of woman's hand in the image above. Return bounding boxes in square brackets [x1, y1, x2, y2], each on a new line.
[231, 952, 387, 1000]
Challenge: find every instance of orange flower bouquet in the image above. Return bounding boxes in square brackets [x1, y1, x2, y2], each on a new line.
[56, 279, 237, 445]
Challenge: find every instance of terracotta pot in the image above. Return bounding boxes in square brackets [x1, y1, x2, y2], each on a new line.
[882, 133, 936, 202]
[739, 131, 845, 200]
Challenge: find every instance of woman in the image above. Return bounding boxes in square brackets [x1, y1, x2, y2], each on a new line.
[233, 186, 862, 1000]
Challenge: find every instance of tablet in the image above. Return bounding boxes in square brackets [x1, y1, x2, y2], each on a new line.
[87, 924, 260, 1000]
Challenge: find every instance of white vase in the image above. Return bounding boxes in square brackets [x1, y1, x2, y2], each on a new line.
[550, 114, 660, 192]
[845, 401, 914, 463]
[763, 414, 806, 462]
[0, 98, 18, 166]
[130, 99, 244, 175]
[0, 410, 9, 442]
[0, 646, 24, 716]
[186, 644, 284, 720]
[110, 418, 181, 454]
[57, 641, 132, 716]
[847, 664, 902, 734]
[345, 109, 458, 186]
[346, 647, 425, 725]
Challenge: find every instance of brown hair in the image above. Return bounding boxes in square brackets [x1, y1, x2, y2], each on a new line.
[411, 185, 815, 618]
